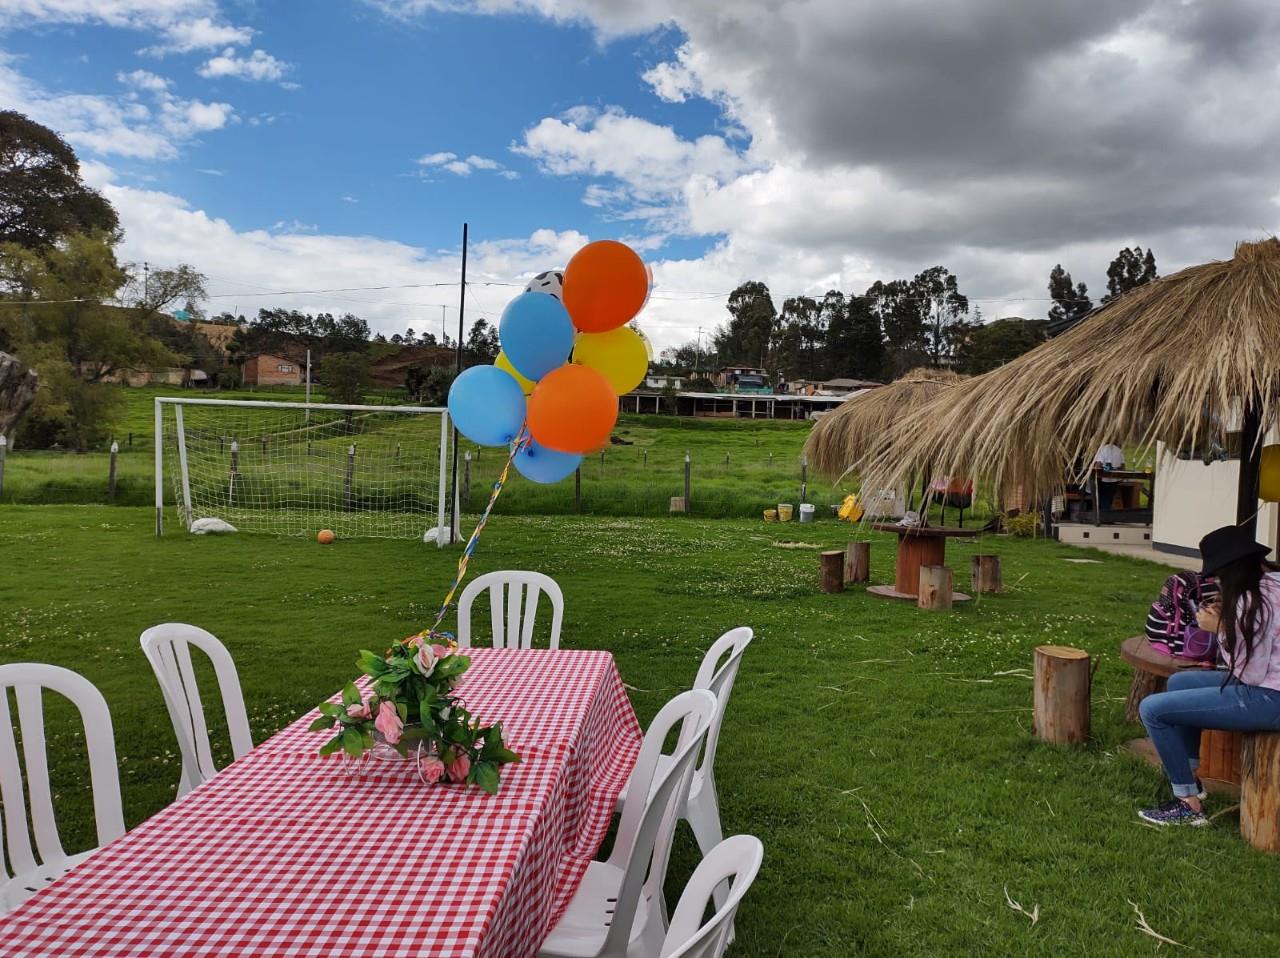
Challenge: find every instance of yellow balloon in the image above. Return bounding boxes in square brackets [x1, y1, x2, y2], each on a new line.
[1261, 444, 1280, 502]
[495, 351, 535, 395]
[571, 326, 649, 395]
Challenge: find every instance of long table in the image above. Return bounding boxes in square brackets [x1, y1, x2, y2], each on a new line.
[0, 648, 642, 957]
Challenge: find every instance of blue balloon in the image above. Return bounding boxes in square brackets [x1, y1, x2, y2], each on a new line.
[514, 439, 582, 484]
[499, 292, 575, 381]
[448, 365, 526, 447]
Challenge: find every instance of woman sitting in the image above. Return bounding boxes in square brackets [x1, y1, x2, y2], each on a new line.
[1138, 525, 1280, 826]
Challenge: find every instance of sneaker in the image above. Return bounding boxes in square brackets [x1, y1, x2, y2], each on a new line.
[1138, 798, 1209, 827]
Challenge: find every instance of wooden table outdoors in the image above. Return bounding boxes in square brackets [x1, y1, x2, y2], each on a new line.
[0, 649, 643, 958]
[868, 523, 979, 602]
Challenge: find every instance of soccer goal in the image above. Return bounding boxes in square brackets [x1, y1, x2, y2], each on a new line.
[154, 397, 451, 543]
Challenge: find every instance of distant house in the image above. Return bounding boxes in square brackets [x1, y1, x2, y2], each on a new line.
[243, 354, 303, 386]
[713, 365, 765, 389]
[644, 373, 685, 390]
[789, 377, 882, 396]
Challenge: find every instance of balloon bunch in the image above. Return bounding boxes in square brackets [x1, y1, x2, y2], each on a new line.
[448, 240, 652, 484]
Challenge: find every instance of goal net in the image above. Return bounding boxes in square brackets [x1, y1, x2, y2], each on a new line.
[155, 398, 451, 542]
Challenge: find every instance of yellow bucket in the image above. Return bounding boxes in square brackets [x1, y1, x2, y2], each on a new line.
[763, 509, 777, 522]
[778, 503, 794, 522]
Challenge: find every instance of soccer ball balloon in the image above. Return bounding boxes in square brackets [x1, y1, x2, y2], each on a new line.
[524, 270, 564, 301]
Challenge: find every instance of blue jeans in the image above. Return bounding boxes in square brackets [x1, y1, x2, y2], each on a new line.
[1139, 670, 1280, 797]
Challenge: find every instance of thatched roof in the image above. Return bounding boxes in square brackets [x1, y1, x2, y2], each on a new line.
[804, 367, 965, 478]
[859, 238, 1280, 502]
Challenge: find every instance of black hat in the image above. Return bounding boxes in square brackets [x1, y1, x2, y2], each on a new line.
[1199, 525, 1271, 576]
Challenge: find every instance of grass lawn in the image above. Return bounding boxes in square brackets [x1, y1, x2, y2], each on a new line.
[1, 505, 1275, 955]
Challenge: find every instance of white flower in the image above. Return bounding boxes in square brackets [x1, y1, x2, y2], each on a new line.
[414, 644, 437, 677]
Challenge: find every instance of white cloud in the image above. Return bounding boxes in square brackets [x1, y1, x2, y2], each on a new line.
[144, 15, 253, 54]
[197, 48, 292, 84]
[416, 151, 513, 178]
[0, 53, 233, 160]
[341, 195, 358, 203]
[0, 1, 257, 55]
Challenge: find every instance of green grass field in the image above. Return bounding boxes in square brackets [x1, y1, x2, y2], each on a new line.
[1, 505, 1275, 956]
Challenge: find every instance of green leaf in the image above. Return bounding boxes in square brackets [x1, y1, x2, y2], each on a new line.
[308, 716, 335, 733]
[341, 728, 364, 759]
[473, 761, 500, 794]
[358, 650, 388, 675]
[318, 735, 344, 757]
[341, 682, 361, 707]
[395, 701, 409, 722]
[490, 747, 521, 765]
[316, 702, 343, 717]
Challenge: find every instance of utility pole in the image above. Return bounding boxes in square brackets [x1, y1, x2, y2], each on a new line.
[304, 349, 312, 422]
[441, 305, 447, 345]
[448, 224, 468, 542]
[143, 261, 149, 306]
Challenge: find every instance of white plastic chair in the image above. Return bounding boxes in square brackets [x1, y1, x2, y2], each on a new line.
[0, 663, 126, 913]
[140, 624, 252, 797]
[539, 688, 716, 958]
[457, 570, 564, 650]
[659, 835, 764, 958]
[616, 628, 753, 861]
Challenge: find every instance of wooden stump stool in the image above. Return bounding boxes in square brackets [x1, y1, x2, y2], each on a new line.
[1241, 733, 1280, 854]
[844, 541, 870, 584]
[1033, 645, 1090, 744]
[819, 551, 845, 594]
[917, 565, 953, 610]
[971, 555, 1002, 594]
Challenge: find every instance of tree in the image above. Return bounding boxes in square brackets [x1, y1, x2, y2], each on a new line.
[911, 266, 969, 366]
[0, 111, 119, 250]
[954, 317, 1048, 374]
[0, 233, 186, 449]
[318, 351, 370, 405]
[231, 309, 370, 364]
[714, 281, 776, 369]
[1102, 246, 1157, 304]
[464, 319, 499, 364]
[866, 268, 968, 370]
[405, 364, 454, 405]
[825, 294, 885, 380]
[773, 296, 819, 379]
[1047, 264, 1092, 327]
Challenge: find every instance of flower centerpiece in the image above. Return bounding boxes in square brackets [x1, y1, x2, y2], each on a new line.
[310, 636, 520, 793]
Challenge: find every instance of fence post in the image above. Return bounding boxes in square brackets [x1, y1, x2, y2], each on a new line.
[684, 451, 692, 513]
[108, 441, 119, 502]
[260, 437, 268, 455]
[128, 431, 133, 448]
[769, 453, 774, 469]
[643, 449, 647, 469]
[0, 434, 6, 498]
[574, 467, 582, 513]
[228, 441, 239, 505]
[463, 451, 471, 508]
[600, 449, 605, 478]
[800, 454, 808, 503]
[344, 443, 356, 511]
[396, 442, 402, 463]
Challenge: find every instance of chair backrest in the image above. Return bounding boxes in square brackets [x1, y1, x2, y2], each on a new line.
[693, 627, 752, 781]
[0, 664, 125, 881]
[659, 835, 764, 958]
[456, 571, 564, 650]
[140, 624, 252, 796]
[603, 688, 716, 955]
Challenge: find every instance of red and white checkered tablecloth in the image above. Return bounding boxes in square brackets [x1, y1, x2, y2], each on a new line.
[0, 648, 642, 958]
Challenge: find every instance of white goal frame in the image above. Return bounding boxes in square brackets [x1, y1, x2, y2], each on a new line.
[154, 397, 451, 544]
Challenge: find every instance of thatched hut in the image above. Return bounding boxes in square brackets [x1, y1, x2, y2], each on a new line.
[859, 238, 1280, 539]
[804, 367, 965, 479]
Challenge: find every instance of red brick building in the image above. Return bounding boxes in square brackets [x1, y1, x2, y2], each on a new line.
[242, 353, 303, 386]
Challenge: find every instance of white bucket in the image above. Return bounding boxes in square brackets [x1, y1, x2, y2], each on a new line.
[798, 503, 815, 523]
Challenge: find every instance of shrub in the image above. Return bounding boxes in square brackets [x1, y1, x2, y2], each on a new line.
[1003, 511, 1041, 538]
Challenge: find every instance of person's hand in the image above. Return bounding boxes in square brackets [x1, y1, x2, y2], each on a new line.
[1196, 603, 1221, 633]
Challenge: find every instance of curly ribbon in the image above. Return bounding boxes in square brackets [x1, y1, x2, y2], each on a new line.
[413, 429, 528, 643]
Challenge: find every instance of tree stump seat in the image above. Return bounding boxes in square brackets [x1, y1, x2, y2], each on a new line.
[1242, 733, 1280, 853]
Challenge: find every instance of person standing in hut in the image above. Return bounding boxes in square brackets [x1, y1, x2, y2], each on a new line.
[1137, 526, 1280, 825]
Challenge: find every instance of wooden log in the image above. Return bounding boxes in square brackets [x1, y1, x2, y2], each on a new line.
[819, 550, 845, 594]
[1033, 645, 1091, 744]
[971, 554, 1003, 594]
[669, 496, 687, 514]
[1201, 728, 1243, 786]
[1241, 733, 1280, 853]
[917, 564, 953, 610]
[1123, 669, 1166, 724]
[844, 541, 870, 584]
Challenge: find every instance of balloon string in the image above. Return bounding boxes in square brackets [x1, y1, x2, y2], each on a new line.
[415, 428, 529, 642]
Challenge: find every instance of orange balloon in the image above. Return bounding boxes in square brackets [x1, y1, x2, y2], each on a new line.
[527, 364, 619, 454]
[562, 240, 649, 333]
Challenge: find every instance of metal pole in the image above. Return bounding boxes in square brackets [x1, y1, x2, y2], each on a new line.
[108, 441, 119, 502]
[0, 434, 6, 498]
[801, 454, 808, 504]
[153, 399, 163, 535]
[463, 451, 471, 508]
[305, 349, 311, 422]
[449, 223, 468, 542]
[1238, 397, 1262, 537]
[228, 441, 239, 506]
[684, 451, 691, 513]
[344, 443, 356, 511]
[574, 467, 582, 513]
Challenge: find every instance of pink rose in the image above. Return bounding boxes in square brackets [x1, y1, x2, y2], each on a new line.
[447, 752, 471, 783]
[346, 701, 371, 720]
[418, 753, 446, 784]
[415, 644, 437, 677]
[431, 643, 450, 660]
[374, 700, 403, 745]
[405, 634, 423, 649]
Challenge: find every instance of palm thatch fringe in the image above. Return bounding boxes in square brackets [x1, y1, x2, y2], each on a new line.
[804, 368, 965, 478]
[859, 238, 1280, 504]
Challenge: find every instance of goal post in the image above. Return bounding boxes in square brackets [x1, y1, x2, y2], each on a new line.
[154, 397, 451, 543]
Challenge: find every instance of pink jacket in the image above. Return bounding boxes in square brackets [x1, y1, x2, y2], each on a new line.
[1223, 573, 1280, 692]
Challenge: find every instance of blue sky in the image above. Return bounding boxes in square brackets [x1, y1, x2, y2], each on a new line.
[1, 1, 1277, 350]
